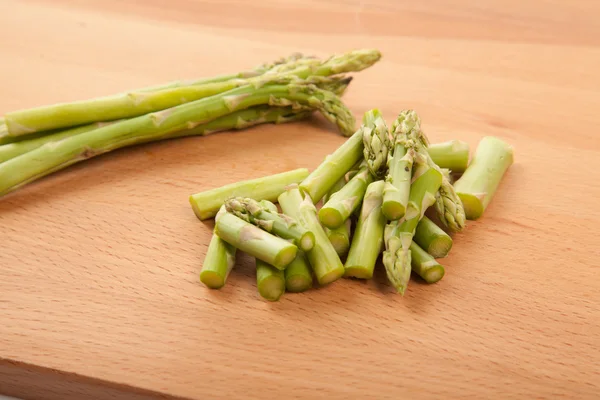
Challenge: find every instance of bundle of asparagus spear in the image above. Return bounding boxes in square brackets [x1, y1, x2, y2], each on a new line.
[0, 49, 382, 196]
[193, 109, 514, 301]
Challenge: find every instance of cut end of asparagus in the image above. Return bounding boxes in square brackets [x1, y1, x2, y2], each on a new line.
[317, 265, 345, 286]
[273, 246, 298, 270]
[286, 275, 313, 293]
[258, 276, 286, 301]
[328, 231, 350, 257]
[423, 265, 445, 284]
[200, 270, 226, 289]
[427, 236, 453, 259]
[300, 232, 316, 252]
[344, 265, 374, 280]
[381, 201, 406, 221]
[318, 207, 344, 229]
[457, 192, 486, 220]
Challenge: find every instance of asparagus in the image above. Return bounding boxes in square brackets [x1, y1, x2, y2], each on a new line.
[381, 110, 424, 221]
[278, 185, 344, 285]
[256, 259, 286, 301]
[2, 49, 379, 137]
[427, 140, 470, 173]
[323, 178, 352, 257]
[454, 136, 514, 219]
[199, 209, 238, 289]
[284, 251, 313, 293]
[319, 161, 373, 229]
[0, 76, 354, 196]
[362, 109, 392, 179]
[224, 197, 315, 252]
[414, 216, 453, 258]
[215, 212, 297, 270]
[345, 180, 386, 279]
[299, 129, 364, 204]
[382, 161, 443, 294]
[190, 168, 309, 220]
[409, 241, 445, 284]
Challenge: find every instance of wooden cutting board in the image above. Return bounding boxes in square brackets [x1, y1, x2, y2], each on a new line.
[1, 1, 599, 399]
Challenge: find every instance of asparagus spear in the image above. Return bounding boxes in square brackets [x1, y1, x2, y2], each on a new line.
[414, 216, 453, 258]
[319, 161, 373, 229]
[190, 168, 309, 220]
[381, 110, 424, 221]
[322, 178, 352, 257]
[199, 208, 238, 289]
[284, 251, 313, 293]
[215, 212, 297, 270]
[0, 76, 354, 196]
[2, 49, 379, 137]
[256, 259, 286, 301]
[383, 161, 443, 294]
[453, 136, 514, 219]
[345, 180, 386, 279]
[427, 140, 470, 173]
[299, 129, 364, 204]
[362, 109, 392, 179]
[224, 197, 315, 252]
[409, 241, 445, 284]
[278, 185, 344, 285]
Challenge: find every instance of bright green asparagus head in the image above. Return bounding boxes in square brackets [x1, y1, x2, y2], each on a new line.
[318, 49, 382, 76]
[434, 180, 466, 233]
[225, 197, 279, 232]
[391, 109, 429, 149]
[362, 108, 392, 179]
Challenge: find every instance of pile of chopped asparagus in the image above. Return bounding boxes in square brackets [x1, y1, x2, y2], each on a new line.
[193, 109, 514, 301]
[0, 49, 381, 196]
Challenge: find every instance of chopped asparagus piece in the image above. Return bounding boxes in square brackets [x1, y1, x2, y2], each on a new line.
[414, 216, 453, 258]
[427, 140, 470, 173]
[326, 219, 352, 257]
[362, 109, 392, 179]
[256, 259, 286, 301]
[345, 180, 385, 279]
[284, 251, 313, 293]
[454, 136, 514, 219]
[278, 186, 344, 285]
[200, 232, 237, 289]
[409, 241, 445, 283]
[190, 168, 309, 220]
[215, 212, 297, 270]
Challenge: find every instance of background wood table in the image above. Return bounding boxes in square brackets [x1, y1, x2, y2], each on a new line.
[1, 0, 599, 399]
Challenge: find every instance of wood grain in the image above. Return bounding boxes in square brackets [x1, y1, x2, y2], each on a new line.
[1, 0, 599, 399]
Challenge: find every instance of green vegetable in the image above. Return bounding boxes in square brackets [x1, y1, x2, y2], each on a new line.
[454, 136, 514, 219]
[284, 251, 313, 293]
[190, 168, 309, 220]
[427, 140, 470, 173]
[215, 212, 297, 270]
[361, 109, 392, 179]
[414, 216, 453, 258]
[345, 180, 386, 279]
[256, 259, 286, 301]
[409, 241, 445, 283]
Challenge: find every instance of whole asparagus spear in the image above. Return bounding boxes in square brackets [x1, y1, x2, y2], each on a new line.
[0, 76, 355, 196]
[2, 49, 380, 137]
[224, 197, 315, 252]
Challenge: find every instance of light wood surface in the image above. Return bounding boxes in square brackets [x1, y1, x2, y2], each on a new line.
[1, 0, 599, 399]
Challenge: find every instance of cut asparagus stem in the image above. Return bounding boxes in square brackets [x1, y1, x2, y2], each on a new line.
[362, 109, 392, 179]
[299, 129, 364, 204]
[3, 49, 379, 137]
[345, 180, 385, 279]
[326, 219, 352, 257]
[215, 212, 297, 270]
[409, 241, 445, 284]
[190, 168, 309, 220]
[322, 177, 352, 257]
[258, 199, 279, 213]
[284, 251, 313, 293]
[0, 106, 312, 164]
[0, 76, 354, 197]
[319, 162, 373, 229]
[381, 110, 423, 221]
[454, 136, 514, 219]
[383, 162, 443, 294]
[256, 259, 286, 301]
[278, 185, 344, 285]
[199, 206, 237, 289]
[427, 140, 470, 173]
[224, 197, 315, 252]
[414, 216, 453, 258]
